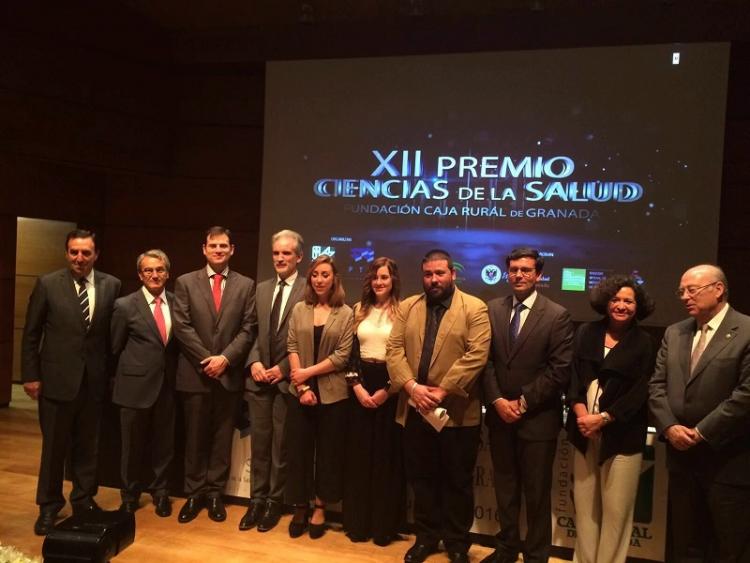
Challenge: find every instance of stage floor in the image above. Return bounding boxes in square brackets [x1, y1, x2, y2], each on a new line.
[0, 384, 566, 562]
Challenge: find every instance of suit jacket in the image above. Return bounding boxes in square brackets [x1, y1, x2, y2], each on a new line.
[173, 268, 257, 393]
[21, 268, 121, 402]
[245, 275, 306, 394]
[649, 306, 750, 485]
[286, 301, 353, 404]
[386, 288, 491, 428]
[567, 320, 655, 463]
[111, 289, 179, 409]
[483, 293, 574, 441]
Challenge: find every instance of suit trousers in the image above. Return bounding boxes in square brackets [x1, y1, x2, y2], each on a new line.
[572, 440, 642, 563]
[487, 414, 557, 563]
[284, 396, 347, 506]
[119, 380, 176, 502]
[246, 384, 288, 503]
[668, 469, 750, 563]
[404, 409, 480, 554]
[181, 383, 240, 498]
[37, 372, 102, 511]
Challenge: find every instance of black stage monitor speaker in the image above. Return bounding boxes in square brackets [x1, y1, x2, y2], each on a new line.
[42, 510, 135, 563]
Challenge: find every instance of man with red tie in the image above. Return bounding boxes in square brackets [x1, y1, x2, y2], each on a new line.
[111, 249, 179, 517]
[173, 227, 257, 523]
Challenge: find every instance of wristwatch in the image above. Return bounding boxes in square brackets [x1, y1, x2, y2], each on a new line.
[600, 412, 611, 424]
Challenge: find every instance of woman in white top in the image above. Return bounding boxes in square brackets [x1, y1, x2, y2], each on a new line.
[343, 257, 405, 546]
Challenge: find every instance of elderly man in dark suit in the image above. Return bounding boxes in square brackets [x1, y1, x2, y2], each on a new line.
[21, 229, 121, 535]
[111, 249, 179, 518]
[173, 226, 257, 524]
[387, 249, 491, 563]
[239, 229, 305, 532]
[482, 247, 574, 563]
[650, 264, 750, 563]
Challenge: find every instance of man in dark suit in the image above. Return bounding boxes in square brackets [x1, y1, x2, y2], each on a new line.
[649, 264, 750, 563]
[387, 249, 491, 563]
[482, 247, 573, 563]
[173, 226, 257, 524]
[239, 229, 305, 532]
[21, 229, 121, 535]
[111, 249, 179, 518]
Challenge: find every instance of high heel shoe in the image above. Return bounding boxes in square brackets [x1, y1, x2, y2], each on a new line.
[288, 506, 309, 538]
[308, 503, 326, 539]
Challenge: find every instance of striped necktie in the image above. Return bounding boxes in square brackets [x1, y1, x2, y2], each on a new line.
[77, 278, 91, 329]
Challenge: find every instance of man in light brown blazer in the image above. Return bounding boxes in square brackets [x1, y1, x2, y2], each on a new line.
[386, 249, 491, 563]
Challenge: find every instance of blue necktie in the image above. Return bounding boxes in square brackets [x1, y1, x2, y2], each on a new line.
[509, 302, 525, 345]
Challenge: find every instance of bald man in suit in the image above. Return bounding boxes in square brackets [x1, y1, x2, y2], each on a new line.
[111, 249, 179, 518]
[239, 229, 305, 532]
[173, 226, 257, 524]
[387, 249, 490, 563]
[482, 247, 573, 563]
[650, 264, 750, 562]
[22, 229, 121, 535]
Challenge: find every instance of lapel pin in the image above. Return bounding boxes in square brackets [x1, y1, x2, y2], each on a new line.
[725, 333, 732, 339]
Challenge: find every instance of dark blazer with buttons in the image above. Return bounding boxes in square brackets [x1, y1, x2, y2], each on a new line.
[245, 275, 306, 395]
[173, 268, 257, 393]
[649, 306, 750, 486]
[567, 320, 655, 464]
[111, 289, 179, 409]
[21, 268, 121, 401]
[483, 293, 574, 440]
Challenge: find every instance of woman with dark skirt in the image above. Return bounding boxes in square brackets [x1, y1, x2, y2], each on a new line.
[343, 257, 405, 546]
[567, 275, 656, 563]
[286, 254, 353, 539]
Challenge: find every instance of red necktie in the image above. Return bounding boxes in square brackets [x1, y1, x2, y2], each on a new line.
[212, 274, 223, 312]
[153, 296, 168, 345]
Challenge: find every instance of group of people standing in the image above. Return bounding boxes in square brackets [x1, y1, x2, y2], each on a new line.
[21, 226, 750, 563]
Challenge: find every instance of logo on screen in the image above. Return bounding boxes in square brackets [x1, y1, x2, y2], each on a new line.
[311, 245, 336, 259]
[561, 268, 587, 291]
[481, 265, 503, 285]
[350, 247, 374, 263]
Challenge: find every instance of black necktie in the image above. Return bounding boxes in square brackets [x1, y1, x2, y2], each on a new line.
[509, 302, 525, 345]
[269, 280, 286, 334]
[417, 303, 442, 384]
[77, 278, 91, 330]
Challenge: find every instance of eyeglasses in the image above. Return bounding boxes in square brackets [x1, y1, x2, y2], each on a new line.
[508, 267, 537, 277]
[141, 267, 167, 275]
[675, 281, 717, 298]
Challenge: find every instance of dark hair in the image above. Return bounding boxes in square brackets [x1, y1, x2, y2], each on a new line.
[422, 249, 453, 270]
[304, 254, 345, 307]
[205, 226, 232, 244]
[354, 257, 400, 330]
[590, 274, 655, 321]
[65, 229, 96, 251]
[505, 247, 543, 272]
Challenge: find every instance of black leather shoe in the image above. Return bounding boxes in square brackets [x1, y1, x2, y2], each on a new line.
[257, 501, 282, 532]
[404, 542, 439, 563]
[288, 508, 308, 538]
[119, 500, 139, 513]
[34, 510, 58, 536]
[178, 497, 205, 523]
[72, 499, 102, 516]
[448, 552, 470, 563]
[239, 500, 265, 531]
[207, 497, 227, 522]
[154, 495, 172, 518]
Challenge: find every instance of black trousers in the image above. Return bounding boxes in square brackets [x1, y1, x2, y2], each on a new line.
[486, 412, 557, 563]
[404, 409, 480, 554]
[284, 396, 347, 506]
[669, 470, 750, 563]
[37, 373, 102, 512]
[119, 380, 176, 502]
[181, 384, 240, 498]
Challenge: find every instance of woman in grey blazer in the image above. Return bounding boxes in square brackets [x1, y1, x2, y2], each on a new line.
[286, 254, 353, 539]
